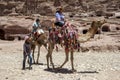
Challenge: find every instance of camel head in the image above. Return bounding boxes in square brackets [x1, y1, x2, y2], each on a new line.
[97, 19, 107, 28]
[77, 19, 107, 43]
[91, 19, 107, 28]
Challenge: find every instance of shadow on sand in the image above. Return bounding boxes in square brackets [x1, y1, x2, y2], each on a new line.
[44, 68, 74, 74]
[33, 63, 46, 65]
[44, 68, 99, 74]
[78, 71, 99, 74]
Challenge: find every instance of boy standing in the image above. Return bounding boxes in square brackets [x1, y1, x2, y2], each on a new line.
[22, 36, 32, 70]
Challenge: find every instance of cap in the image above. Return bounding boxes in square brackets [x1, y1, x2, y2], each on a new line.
[24, 36, 29, 41]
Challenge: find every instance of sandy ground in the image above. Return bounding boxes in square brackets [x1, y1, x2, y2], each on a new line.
[0, 40, 120, 80]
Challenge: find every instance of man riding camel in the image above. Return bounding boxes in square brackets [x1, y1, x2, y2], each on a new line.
[55, 7, 65, 27]
[32, 18, 44, 40]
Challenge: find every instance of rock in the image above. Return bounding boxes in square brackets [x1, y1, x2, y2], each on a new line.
[0, 0, 120, 16]
[115, 12, 120, 18]
[64, 6, 75, 12]
[8, 12, 20, 16]
[96, 10, 104, 17]
[5, 77, 8, 79]
[6, 1, 17, 10]
[25, 16, 34, 20]
[0, 48, 2, 50]
[68, 0, 80, 6]
[81, 47, 89, 52]
[0, 16, 33, 40]
[104, 12, 114, 18]
[3, 9, 12, 15]
[110, 24, 120, 31]
[53, 0, 61, 7]
[101, 23, 110, 32]
[31, 14, 41, 18]
[80, 13, 89, 17]
[37, 3, 54, 16]
[0, 2, 7, 15]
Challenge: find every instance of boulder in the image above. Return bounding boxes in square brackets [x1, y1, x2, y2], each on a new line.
[110, 24, 120, 31]
[6, 1, 17, 10]
[3, 9, 12, 15]
[53, 0, 61, 7]
[37, 3, 54, 16]
[101, 23, 120, 32]
[0, 24, 30, 40]
[64, 5, 76, 12]
[0, 16, 34, 40]
[0, 2, 7, 15]
[8, 12, 20, 16]
[114, 12, 120, 18]
[101, 23, 110, 32]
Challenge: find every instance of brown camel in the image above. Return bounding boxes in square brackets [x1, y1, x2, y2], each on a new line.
[46, 27, 63, 69]
[46, 20, 106, 71]
[58, 20, 107, 71]
[31, 31, 48, 64]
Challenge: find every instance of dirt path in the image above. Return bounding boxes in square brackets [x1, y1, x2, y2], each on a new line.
[0, 40, 120, 80]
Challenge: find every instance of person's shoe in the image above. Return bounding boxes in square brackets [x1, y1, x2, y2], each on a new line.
[22, 67, 25, 70]
[29, 67, 32, 70]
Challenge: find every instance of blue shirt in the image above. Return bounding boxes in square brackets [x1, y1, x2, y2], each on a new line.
[55, 12, 65, 22]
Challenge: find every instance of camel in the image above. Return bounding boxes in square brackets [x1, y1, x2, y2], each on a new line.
[31, 31, 48, 64]
[46, 27, 64, 69]
[46, 20, 106, 71]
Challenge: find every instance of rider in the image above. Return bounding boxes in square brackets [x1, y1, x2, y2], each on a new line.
[55, 7, 65, 27]
[32, 18, 44, 39]
[32, 18, 41, 33]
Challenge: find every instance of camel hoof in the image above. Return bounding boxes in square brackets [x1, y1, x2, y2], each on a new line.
[53, 66, 55, 69]
[54, 67, 62, 71]
[36, 62, 39, 64]
[72, 69, 77, 72]
[56, 67, 61, 69]
[33, 62, 36, 64]
[47, 67, 50, 69]
[53, 67, 61, 71]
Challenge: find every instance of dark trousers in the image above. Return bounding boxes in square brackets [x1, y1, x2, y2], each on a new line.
[22, 52, 32, 69]
[54, 21, 64, 27]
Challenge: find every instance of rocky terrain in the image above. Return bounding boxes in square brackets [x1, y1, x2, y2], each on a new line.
[0, 0, 120, 16]
[0, 15, 120, 80]
[0, 40, 120, 80]
[0, 15, 120, 51]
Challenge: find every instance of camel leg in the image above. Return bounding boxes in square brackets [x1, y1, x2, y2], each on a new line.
[46, 44, 52, 69]
[49, 49, 54, 69]
[46, 43, 55, 69]
[70, 51, 76, 71]
[59, 48, 69, 68]
[44, 44, 48, 51]
[36, 46, 40, 64]
[46, 51, 50, 69]
[32, 47, 36, 64]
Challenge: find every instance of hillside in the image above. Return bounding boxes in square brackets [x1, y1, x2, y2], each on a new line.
[0, 0, 120, 16]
